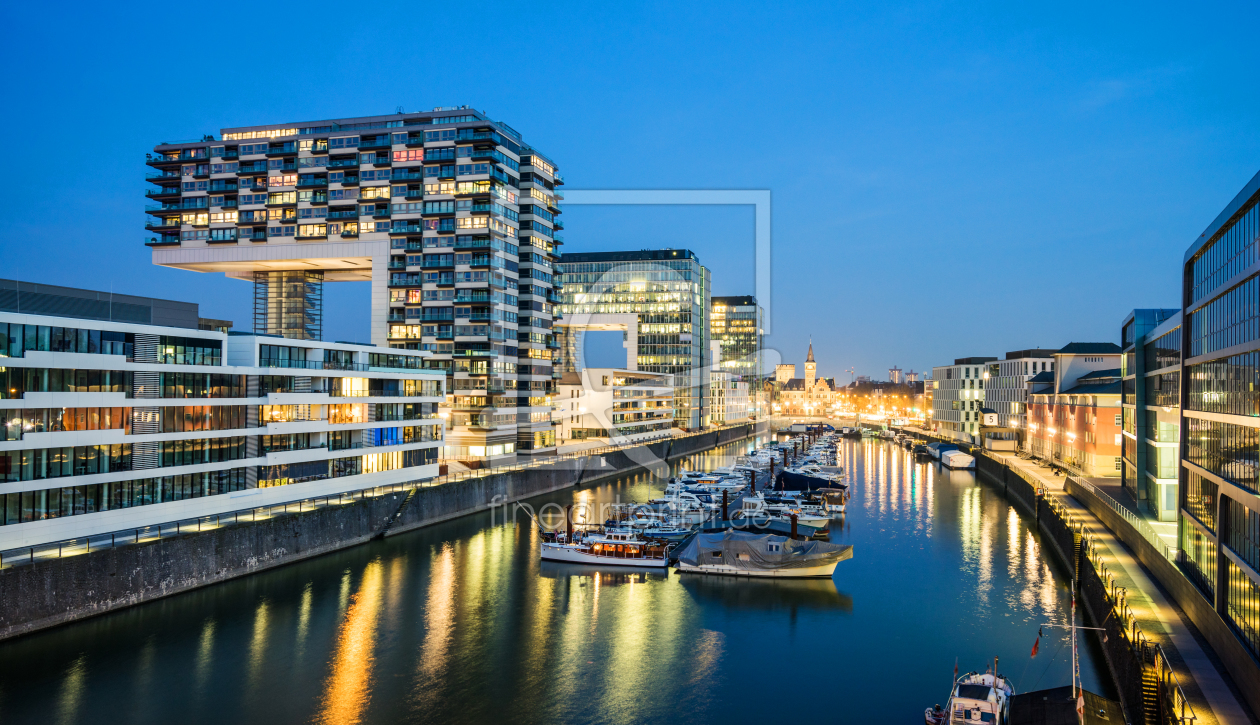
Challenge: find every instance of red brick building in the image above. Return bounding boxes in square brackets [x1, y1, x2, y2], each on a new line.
[1025, 343, 1123, 477]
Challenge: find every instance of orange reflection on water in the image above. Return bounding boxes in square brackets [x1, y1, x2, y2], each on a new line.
[315, 559, 385, 725]
[415, 543, 456, 697]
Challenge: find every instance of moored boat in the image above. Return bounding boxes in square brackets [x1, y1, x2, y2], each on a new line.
[540, 528, 672, 568]
[674, 530, 852, 578]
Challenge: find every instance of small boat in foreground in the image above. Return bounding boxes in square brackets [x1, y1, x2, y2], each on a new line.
[674, 530, 852, 578]
[927, 670, 1013, 725]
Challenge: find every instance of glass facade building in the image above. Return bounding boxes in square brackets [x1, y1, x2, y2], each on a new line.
[556, 250, 711, 430]
[710, 294, 764, 385]
[1119, 309, 1181, 521]
[1179, 168, 1260, 663]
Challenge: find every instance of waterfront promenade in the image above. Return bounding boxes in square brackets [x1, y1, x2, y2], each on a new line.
[988, 450, 1253, 725]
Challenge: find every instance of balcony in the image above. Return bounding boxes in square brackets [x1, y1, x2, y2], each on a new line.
[297, 178, 328, 188]
[390, 224, 423, 235]
[266, 143, 299, 157]
[340, 230, 359, 239]
[146, 155, 183, 167]
[145, 171, 182, 183]
[145, 235, 180, 247]
[145, 218, 179, 232]
[146, 186, 181, 199]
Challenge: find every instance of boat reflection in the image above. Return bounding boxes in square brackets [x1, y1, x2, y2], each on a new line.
[679, 575, 853, 612]
[537, 560, 669, 584]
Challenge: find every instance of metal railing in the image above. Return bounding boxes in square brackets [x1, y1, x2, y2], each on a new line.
[1041, 490, 1197, 725]
[1073, 478, 1178, 562]
[0, 423, 763, 571]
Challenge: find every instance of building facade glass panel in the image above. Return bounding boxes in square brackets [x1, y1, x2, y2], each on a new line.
[1180, 517, 1218, 600]
[1188, 275, 1260, 358]
[1185, 471, 1219, 532]
[1225, 560, 1260, 660]
[1187, 351, 1260, 416]
[1184, 417, 1259, 493]
[1190, 199, 1260, 304]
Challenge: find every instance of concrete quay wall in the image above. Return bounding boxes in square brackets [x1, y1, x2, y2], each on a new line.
[0, 423, 763, 642]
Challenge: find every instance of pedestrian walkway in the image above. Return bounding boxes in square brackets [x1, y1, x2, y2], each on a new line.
[989, 452, 1253, 725]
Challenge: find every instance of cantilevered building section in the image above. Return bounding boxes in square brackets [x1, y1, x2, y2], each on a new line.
[556, 249, 711, 431]
[144, 107, 562, 462]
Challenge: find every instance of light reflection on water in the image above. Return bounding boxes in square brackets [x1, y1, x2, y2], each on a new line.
[0, 437, 1114, 725]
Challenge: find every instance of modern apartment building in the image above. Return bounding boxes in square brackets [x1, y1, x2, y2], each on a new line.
[931, 357, 997, 442]
[555, 368, 673, 444]
[985, 349, 1056, 431]
[556, 249, 711, 430]
[1025, 343, 1123, 477]
[0, 283, 444, 551]
[143, 107, 560, 463]
[1119, 309, 1181, 521]
[711, 295, 763, 385]
[1178, 169, 1260, 660]
[710, 372, 751, 426]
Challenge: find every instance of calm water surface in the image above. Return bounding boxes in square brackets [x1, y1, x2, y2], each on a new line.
[0, 438, 1113, 724]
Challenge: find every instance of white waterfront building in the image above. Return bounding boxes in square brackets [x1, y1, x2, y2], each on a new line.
[0, 282, 444, 551]
[985, 349, 1057, 430]
[555, 368, 674, 445]
[931, 356, 997, 443]
[710, 372, 751, 426]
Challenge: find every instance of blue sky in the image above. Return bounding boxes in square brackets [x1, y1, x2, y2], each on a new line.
[2, 2, 1257, 380]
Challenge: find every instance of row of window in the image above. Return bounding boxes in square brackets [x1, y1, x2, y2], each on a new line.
[0, 407, 130, 441]
[1188, 275, 1259, 358]
[1184, 417, 1259, 493]
[0, 368, 131, 399]
[1187, 352, 1260, 416]
[0, 468, 249, 526]
[160, 436, 247, 468]
[1146, 371, 1180, 408]
[257, 448, 436, 488]
[0, 444, 132, 482]
[1190, 199, 1260, 304]
[1, 323, 131, 359]
[1145, 328, 1180, 371]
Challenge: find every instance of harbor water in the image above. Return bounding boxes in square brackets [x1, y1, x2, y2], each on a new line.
[0, 437, 1114, 724]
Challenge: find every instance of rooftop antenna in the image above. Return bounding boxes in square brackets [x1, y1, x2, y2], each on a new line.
[396, 105, 405, 114]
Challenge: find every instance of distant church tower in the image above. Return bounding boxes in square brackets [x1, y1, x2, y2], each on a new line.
[805, 339, 816, 390]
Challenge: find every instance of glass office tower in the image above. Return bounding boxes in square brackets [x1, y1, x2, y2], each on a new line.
[556, 249, 711, 430]
[1179, 169, 1260, 662]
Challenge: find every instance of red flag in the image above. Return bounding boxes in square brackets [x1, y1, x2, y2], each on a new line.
[1077, 692, 1086, 723]
[1031, 627, 1042, 657]
[954, 658, 958, 681]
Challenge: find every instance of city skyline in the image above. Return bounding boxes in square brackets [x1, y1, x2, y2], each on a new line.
[5, 4, 1259, 381]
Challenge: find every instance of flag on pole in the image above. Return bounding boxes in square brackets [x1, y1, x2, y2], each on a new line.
[1077, 691, 1086, 724]
[1031, 627, 1042, 657]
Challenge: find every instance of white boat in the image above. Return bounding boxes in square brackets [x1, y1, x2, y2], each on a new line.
[941, 450, 975, 469]
[736, 493, 831, 529]
[540, 529, 671, 567]
[674, 530, 852, 578]
[927, 671, 1012, 725]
